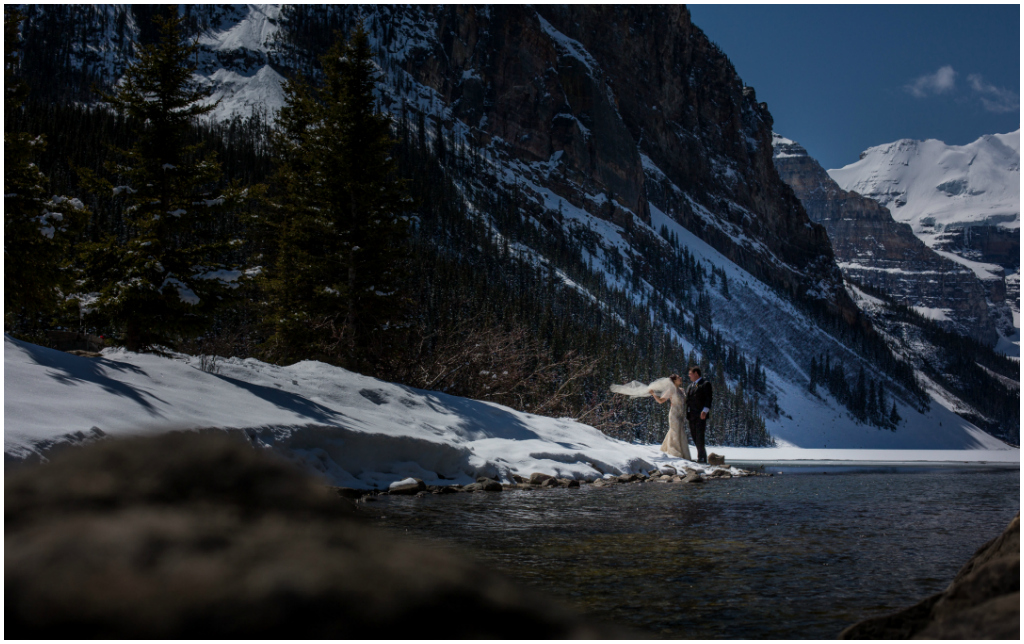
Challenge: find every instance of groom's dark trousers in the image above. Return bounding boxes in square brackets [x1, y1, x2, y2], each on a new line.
[688, 416, 707, 462]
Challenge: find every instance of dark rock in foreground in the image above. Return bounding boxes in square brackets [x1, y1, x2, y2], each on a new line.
[5, 432, 627, 638]
[839, 513, 1019, 639]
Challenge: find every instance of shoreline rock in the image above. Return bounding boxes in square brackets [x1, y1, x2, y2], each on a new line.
[368, 464, 760, 498]
[529, 472, 555, 485]
[839, 513, 1020, 639]
[463, 478, 503, 492]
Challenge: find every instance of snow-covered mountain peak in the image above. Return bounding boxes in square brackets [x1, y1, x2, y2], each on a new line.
[828, 131, 1020, 244]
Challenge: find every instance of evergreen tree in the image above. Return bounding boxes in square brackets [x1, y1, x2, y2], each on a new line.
[77, 9, 236, 351]
[258, 74, 336, 360]
[4, 8, 83, 330]
[262, 25, 411, 367]
[889, 401, 901, 428]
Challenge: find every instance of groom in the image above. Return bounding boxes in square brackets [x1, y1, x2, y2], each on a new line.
[685, 367, 713, 464]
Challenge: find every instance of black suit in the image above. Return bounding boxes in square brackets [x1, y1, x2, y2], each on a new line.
[685, 379, 713, 462]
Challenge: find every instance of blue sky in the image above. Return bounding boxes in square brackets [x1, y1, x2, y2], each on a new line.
[687, 4, 1020, 170]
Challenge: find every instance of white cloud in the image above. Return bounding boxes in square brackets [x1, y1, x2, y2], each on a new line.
[905, 65, 957, 98]
[966, 73, 1019, 113]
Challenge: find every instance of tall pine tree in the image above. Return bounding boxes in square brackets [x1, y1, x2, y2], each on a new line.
[77, 8, 236, 351]
[262, 25, 411, 367]
[4, 8, 84, 331]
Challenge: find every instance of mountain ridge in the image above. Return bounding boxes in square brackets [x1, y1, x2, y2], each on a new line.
[828, 130, 1019, 272]
[772, 133, 1001, 346]
[827, 130, 1019, 357]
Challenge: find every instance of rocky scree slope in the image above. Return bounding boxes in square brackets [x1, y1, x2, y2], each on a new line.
[413, 5, 855, 319]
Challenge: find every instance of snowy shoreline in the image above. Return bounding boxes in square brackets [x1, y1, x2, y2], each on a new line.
[3, 336, 720, 489]
[711, 447, 1019, 465]
[5, 336, 1017, 491]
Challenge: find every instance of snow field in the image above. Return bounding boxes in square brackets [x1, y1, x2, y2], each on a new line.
[4, 336, 717, 489]
[715, 446, 1018, 464]
[6, 336, 1013, 494]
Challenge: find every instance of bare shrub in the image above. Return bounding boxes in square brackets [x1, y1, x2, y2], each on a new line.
[198, 353, 220, 375]
[378, 315, 603, 422]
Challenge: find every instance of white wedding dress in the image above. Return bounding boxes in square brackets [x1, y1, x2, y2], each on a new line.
[610, 378, 691, 460]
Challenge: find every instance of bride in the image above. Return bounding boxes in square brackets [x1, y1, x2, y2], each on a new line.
[610, 375, 691, 460]
[650, 374, 691, 460]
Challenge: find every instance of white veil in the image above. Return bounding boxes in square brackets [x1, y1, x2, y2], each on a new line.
[610, 377, 677, 398]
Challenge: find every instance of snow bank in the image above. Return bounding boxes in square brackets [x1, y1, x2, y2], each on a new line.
[7, 337, 1013, 488]
[4, 336, 701, 488]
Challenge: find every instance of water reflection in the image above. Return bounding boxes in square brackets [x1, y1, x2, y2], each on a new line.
[375, 468, 1019, 639]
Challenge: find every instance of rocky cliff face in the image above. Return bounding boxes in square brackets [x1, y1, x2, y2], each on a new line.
[940, 224, 1020, 272]
[772, 135, 1000, 345]
[14, 3, 860, 323]
[371, 5, 853, 317]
